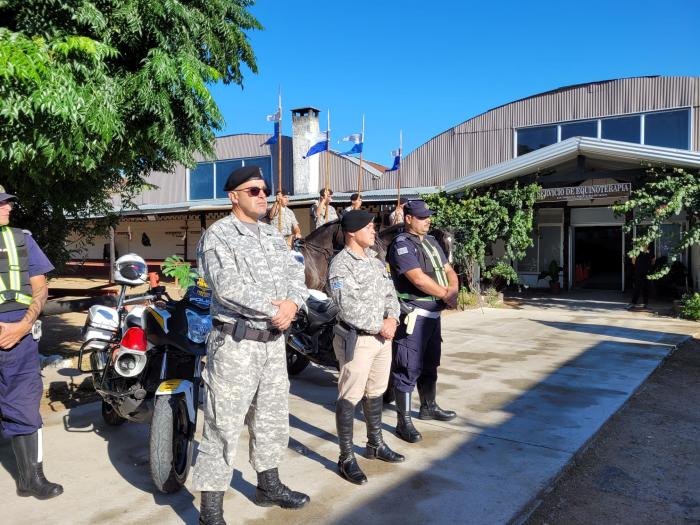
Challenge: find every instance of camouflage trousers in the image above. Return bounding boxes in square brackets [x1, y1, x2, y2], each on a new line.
[192, 328, 290, 491]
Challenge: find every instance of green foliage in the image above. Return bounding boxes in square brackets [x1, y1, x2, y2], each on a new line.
[483, 261, 519, 289]
[423, 182, 540, 290]
[161, 255, 198, 291]
[679, 293, 700, 321]
[484, 287, 501, 307]
[0, 0, 260, 268]
[613, 165, 700, 279]
[538, 260, 562, 282]
[457, 287, 478, 309]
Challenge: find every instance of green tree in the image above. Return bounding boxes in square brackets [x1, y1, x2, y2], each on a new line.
[613, 165, 700, 279]
[0, 0, 261, 267]
[423, 181, 540, 291]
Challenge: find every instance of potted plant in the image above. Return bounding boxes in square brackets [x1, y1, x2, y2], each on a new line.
[538, 259, 563, 293]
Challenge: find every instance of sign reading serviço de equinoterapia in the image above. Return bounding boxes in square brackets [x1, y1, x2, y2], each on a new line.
[537, 183, 631, 203]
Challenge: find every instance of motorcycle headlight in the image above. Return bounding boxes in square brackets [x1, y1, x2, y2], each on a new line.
[186, 309, 212, 344]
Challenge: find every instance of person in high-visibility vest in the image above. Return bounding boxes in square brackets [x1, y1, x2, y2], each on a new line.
[0, 185, 62, 500]
[386, 200, 459, 443]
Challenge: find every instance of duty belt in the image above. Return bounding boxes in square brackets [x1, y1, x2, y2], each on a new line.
[213, 319, 282, 343]
[338, 319, 375, 336]
[411, 307, 441, 319]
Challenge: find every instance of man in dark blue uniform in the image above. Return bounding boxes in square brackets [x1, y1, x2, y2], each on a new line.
[0, 186, 62, 499]
[387, 200, 459, 443]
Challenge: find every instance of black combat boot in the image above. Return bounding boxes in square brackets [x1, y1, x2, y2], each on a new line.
[11, 430, 63, 500]
[394, 389, 422, 443]
[336, 399, 367, 485]
[362, 396, 405, 463]
[417, 380, 457, 421]
[255, 468, 310, 509]
[199, 491, 226, 525]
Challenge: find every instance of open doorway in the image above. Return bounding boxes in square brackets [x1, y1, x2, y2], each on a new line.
[573, 226, 623, 290]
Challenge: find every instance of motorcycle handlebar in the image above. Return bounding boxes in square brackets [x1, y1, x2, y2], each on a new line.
[122, 293, 156, 305]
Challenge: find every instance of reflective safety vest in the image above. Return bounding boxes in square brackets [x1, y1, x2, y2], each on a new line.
[0, 226, 33, 312]
[391, 234, 448, 302]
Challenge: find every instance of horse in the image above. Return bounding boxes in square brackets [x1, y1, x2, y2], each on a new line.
[298, 221, 454, 292]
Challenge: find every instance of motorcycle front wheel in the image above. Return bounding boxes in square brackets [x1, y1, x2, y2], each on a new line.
[149, 394, 193, 493]
[286, 346, 310, 375]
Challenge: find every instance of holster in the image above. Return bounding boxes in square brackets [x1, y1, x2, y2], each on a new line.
[333, 321, 358, 362]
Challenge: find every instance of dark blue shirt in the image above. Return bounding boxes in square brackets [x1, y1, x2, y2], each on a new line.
[387, 233, 448, 312]
[0, 232, 54, 323]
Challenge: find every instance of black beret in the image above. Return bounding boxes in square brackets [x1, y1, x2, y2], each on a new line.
[223, 165, 264, 192]
[341, 210, 374, 233]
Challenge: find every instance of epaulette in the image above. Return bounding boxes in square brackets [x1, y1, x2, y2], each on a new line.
[22, 229, 32, 236]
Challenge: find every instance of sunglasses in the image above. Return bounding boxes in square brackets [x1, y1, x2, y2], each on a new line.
[235, 186, 269, 197]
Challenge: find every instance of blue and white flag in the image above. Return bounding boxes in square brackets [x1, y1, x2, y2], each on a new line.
[386, 149, 401, 172]
[266, 109, 281, 122]
[339, 133, 363, 156]
[264, 121, 279, 145]
[303, 132, 328, 158]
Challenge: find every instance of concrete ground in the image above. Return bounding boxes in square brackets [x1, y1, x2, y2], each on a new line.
[1, 291, 698, 525]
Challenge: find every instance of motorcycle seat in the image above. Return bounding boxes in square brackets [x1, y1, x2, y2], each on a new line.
[305, 298, 338, 330]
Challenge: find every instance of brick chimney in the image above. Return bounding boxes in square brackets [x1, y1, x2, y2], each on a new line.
[291, 107, 321, 195]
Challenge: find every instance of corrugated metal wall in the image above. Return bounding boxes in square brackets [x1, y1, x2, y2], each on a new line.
[315, 151, 389, 193]
[398, 76, 700, 186]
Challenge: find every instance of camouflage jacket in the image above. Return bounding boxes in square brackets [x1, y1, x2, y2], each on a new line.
[198, 213, 308, 329]
[311, 201, 338, 228]
[327, 247, 400, 334]
[267, 205, 298, 238]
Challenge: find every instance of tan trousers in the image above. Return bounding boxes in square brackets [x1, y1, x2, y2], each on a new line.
[333, 334, 392, 405]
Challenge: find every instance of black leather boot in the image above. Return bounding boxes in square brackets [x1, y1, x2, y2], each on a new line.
[394, 389, 422, 443]
[362, 396, 405, 463]
[255, 468, 310, 509]
[199, 491, 226, 525]
[11, 430, 63, 500]
[417, 381, 457, 421]
[336, 399, 367, 484]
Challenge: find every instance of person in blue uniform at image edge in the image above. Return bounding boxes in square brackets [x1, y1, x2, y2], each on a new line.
[386, 199, 459, 443]
[0, 185, 62, 499]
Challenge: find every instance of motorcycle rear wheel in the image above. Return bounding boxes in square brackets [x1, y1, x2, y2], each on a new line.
[286, 346, 310, 375]
[101, 400, 126, 426]
[149, 394, 193, 493]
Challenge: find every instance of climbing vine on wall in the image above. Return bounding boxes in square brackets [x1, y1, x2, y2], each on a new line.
[423, 181, 540, 290]
[613, 165, 700, 279]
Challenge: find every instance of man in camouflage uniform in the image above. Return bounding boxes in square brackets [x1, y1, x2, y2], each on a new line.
[310, 187, 338, 229]
[193, 166, 310, 525]
[327, 210, 404, 485]
[267, 190, 301, 247]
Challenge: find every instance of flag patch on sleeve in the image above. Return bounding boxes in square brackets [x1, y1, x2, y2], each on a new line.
[397, 247, 409, 255]
[331, 280, 343, 290]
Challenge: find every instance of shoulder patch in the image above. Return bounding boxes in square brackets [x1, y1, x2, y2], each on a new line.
[396, 246, 409, 255]
[330, 279, 343, 290]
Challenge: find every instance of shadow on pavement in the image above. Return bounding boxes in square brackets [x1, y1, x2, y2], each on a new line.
[325, 321, 691, 525]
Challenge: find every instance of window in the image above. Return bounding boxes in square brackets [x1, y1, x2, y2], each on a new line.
[601, 115, 641, 143]
[514, 108, 691, 159]
[560, 121, 597, 141]
[189, 162, 214, 200]
[518, 230, 539, 272]
[644, 109, 690, 149]
[538, 226, 562, 272]
[189, 156, 272, 200]
[657, 224, 681, 258]
[243, 157, 273, 189]
[516, 126, 558, 156]
[215, 159, 243, 199]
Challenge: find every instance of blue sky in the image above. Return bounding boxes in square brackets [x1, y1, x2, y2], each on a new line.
[209, 0, 700, 167]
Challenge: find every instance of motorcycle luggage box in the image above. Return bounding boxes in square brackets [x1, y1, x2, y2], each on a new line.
[83, 305, 119, 350]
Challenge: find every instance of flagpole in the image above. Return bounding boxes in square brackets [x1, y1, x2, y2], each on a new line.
[277, 89, 283, 232]
[324, 109, 331, 222]
[397, 129, 402, 211]
[357, 114, 365, 196]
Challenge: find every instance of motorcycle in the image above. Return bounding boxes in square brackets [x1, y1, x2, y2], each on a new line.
[78, 254, 211, 493]
[285, 289, 339, 375]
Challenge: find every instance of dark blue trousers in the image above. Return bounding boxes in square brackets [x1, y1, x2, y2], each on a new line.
[391, 315, 442, 393]
[0, 334, 43, 438]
